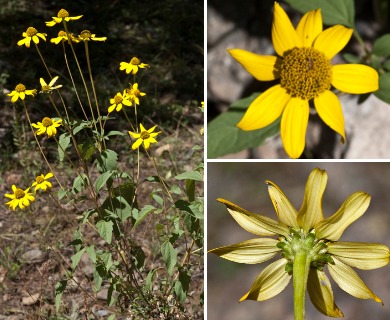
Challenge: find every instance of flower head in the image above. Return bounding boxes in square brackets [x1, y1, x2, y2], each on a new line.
[209, 168, 389, 318]
[78, 30, 107, 42]
[31, 117, 62, 138]
[7, 83, 37, 103]
[4, 185, 35, 210]
[46, 9, 83, 27]
[119, 57, 150, 74]
[125, 83, 146, 105]
[128, 124, 161, 150]
[32, 172, 54, 193]
[108, 91, 132, 113]
[17, 27, 47, 48]
[50, 30, 80, 44]
[229, 3, 379, 158]
[40, 76, 62, 93]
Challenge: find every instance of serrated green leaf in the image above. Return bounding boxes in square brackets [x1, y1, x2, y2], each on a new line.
[86, 245, 96, 264]
[106, 130, 125, 137]
[57, 188, 68, 200]
[71, 248, 86, 270]
[96, 220, 114, 244]
[93, 265, 104, 292]
[131, 246, 146, 270]
[58, 133, 71, 162]
[96, 149, 118, 173]
[284, 0, 355, 28]
[78, 141, 96, 161]
[133, 205, 156, 229]
[72, 173, 89, 194]
[161, 240, 177, 276]
[152, 194, 163, 206]
[145, 269, 158, 290]
[94, 170, 116, 193]
[170, 185, 182, 195]
[372, 34, 390, 57]
[55, 280, 67, 311]
[374, 72, 390, 104]
[174, 268, 191, 304]
[175, 170, 203, 181]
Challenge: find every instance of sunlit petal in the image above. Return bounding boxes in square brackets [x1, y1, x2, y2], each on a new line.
[314, 25, 353, 59]
[296, 9, 322, 47]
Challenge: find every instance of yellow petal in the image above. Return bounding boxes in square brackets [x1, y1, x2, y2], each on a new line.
[237, 85, 290, 131]
[328, 257, 382, 303]
[240, 259, 291, 302]
[227, 49, 279, 81]
[297, 168, 327, 232]
[140, 123, 147, 132]
[40, 78, 47, 87]
[314, 90, 345, 143]
[332, 64, 379, 94]
[266, 180, 299, 228]
[217, 198, 290, 237]
[280, 97, 309, 159]
[307, 269, 344, 317]
[272, 2, 300, 57]
[327, 242, 390, 270]
[315, 192, 370, 241]
[296, 9, 322, 47]
[209, 238, 280, 264]
[131, 138, 143, 150]
[314, 25, 353, 59]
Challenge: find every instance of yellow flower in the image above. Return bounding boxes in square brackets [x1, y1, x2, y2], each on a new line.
[50, 30, 80, 44]
[46, 8, 83, 27]
[125, 83, 146, 105]
[4, 185, 35, 210]
[32, 173, 54, 193]
[209, 168, 389, 318]
[128, 124, 161, 150]
[119, 57, 150, 74]
[201, 101, 204, 108]
[78, 30, 107, 42]
[31, 117, 62, 138]
[7, 83, 37, 103]
[40, 76, 62, 93]
[229, 3, 379, 158]
[108, 91, 132, 113]
[17, 27, 47, 48]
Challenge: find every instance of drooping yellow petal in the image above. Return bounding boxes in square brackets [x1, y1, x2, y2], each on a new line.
[266, 180, 299, 228]
[297, 168, 327, 232]
[332, 64, 379, 94]
[307, 269, 344, 317]
[240, 259, 291, 302]
[237, 84, 290, 131]
[314, 90, 345, 143]
[327, 242, 390, 270]
[209, 238, 280, 264]
[217, 198, 290, 237]
[280, 97, 309, 159]
[315, 192, 370, 241]
[314, 25, 353, 60]
[272, 2, 300, 57]
[227, 49, 279, 81]
[296, 9, 322, 47]
[328, 257, 383, 303]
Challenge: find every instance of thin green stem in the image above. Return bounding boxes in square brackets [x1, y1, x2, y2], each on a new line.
[34, 43, 52, 79]
[293, 250, 311, 320]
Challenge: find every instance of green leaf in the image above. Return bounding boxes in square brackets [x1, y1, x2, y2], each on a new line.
[284, 0, 355, 28]
[78, 141, 96, 161]
[169, 184, 182, 195]
[175, 170, 203, 181]
[374, 72, 390, 104]
[71, 248, 86, 270]
[207, 94, 280, 158]
[342, 53, 361, 64]
[161, 240, 177, 276]
[372, 34, 390, 57]
[94, 265, 104, 292]
[174, 268, 191, 304]
[96, 220, 114, 244]
[72, 173, 89, 194]
[145, 269, 158, 290]
[133, 205, 156, 229]
[106, 130, 125, 137]
[131, 246, 146, 270]
[94, 170, 116, 193]
[107, 315, 116, 320]
[86, 245, 96, 264]
[57, 188, 68, 200]
[186, 179, 195, 202]
[58, 133, 71, 162]
[55, 280, 67, 311]
[95, 149, 118, 173]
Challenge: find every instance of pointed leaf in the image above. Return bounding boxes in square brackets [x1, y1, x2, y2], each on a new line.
[96, 220, 114, 244]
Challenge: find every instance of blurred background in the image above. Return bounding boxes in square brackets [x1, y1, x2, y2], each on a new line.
[207, 0, 390, 158]
[208, 162, 390, 319]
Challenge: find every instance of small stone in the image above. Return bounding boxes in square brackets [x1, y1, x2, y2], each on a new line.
[22, 293, 40, 305]
[20, 249, 44, 263]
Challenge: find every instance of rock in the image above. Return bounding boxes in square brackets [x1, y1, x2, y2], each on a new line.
[20, 249, 44, 264]
[22, 293, 40, 306]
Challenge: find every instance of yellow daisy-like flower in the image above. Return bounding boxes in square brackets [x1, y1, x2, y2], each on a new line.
[31, 117, 62, 138]
[128, 124, 161, 150]
[125, 83, 146, 105]
[32, 172, 54, 193]
[46, 8, 83, 27]
[209, 168, 389, 318]
[50, 30, 80, 44]
[17, 27, 47, 48]
[108, 91, 132, 113]
[4, 185, 35, 210]
[7, 84, 37, 103]
[78, 30, 107, 42]
[40, 76, 62, 93]
[119, 57, 150, 74]
[229, 3, 379, 158]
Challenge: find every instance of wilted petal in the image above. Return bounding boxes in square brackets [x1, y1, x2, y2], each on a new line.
[240, 259, 291, 302]
[327, 242, 390, 270]
[308, 269, 344, 317]
[328, 257, 382, 303]
[217, 198, 290, 237]
[296, 9, 322, 47]
[297, 168, 327, 232]
[209, 238, 280, 264]
[315, 192, 370, 241]
[266, 180, 299, 228]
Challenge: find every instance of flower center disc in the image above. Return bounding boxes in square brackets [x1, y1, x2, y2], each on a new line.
[58, 9, 69, 18]
[26, 27, 38, 37]
[80, 30, 91, 40]
[140, 131, 150, 139]
[15, 84, 26, 92]
[15, 188, 25, 199]
[114, 95, 123, 105]
[42, 117, 53, 127]
[36, 176, 45, 184]
[130, 57, 140, 65]
[280, 47, 332, 100]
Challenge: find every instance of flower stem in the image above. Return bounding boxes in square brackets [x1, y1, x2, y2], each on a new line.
[293, 249, 311, 320]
